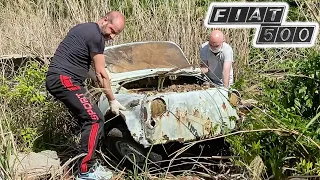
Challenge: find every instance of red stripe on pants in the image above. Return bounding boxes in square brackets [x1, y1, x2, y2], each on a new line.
[59, 75, 80, 91]
[81, 123, 99, 173]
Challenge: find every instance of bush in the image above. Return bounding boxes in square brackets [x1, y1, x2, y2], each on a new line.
[0, 60, 78, 152]
[228, 51, 320, 179]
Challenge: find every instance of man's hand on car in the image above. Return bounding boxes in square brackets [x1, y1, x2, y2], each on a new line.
[192, 67, 208, 74]
[109, 99, 126, 115]
[200, 67, 208, 73]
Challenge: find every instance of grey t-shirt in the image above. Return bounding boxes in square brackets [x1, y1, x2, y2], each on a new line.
[200, 41, 234, 87]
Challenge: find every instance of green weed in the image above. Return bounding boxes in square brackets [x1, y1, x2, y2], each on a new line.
[227, 51, 320, 179]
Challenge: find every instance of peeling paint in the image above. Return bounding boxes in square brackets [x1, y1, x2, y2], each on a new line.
[193, 109, 200, 118]
[99, 88, 239, 148]
[129, 99, 140, 108]
[204, 120, 212, 134]
[163, 134, 169, 141]
[222, 102, 227, 111]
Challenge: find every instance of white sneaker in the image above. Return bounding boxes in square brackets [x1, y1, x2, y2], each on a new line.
[76, 161, 113, 180]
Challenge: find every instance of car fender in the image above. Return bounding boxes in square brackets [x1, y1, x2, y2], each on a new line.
[98, 93, 152, 148]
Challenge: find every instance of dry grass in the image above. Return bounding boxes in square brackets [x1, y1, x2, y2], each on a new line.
[0, 0, 252, 79]
[1, 0, 320, 179]
[1, 0, 319, 81]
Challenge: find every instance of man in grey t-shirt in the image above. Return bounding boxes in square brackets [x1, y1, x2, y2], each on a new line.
[200, 30, 234, 88]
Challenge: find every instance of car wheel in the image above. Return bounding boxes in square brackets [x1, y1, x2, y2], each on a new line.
[104, 127, 163, 171]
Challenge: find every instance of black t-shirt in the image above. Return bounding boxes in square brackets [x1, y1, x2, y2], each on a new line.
[48, 22, 105, 83]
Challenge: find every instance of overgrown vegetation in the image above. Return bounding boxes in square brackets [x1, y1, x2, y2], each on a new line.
[1, 0, 320, 179]
[229, 50, 320, 179]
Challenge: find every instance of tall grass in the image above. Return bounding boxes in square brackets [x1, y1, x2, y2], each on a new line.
[1, 0, 318, 80]
[0, 0, 253, 77]
[0, 105, 17, 180]
[0, 0, 320, 179]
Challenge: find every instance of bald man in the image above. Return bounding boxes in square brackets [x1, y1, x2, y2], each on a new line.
[200, 30, 234, 88]
[46, 11, 126, 179]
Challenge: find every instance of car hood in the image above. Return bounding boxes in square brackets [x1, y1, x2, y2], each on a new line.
[103, 41, 191, 77]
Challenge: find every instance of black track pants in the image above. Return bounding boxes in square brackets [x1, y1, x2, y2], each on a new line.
[45, 71, 104, 173]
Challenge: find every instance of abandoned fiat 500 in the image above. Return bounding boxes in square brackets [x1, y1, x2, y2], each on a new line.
[97, 41, 240, 168]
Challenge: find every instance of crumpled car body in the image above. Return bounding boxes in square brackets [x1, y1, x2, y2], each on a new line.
[98, 41, 240, 149]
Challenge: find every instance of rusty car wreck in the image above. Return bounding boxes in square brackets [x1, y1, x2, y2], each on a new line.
[97, 41, 241, 167]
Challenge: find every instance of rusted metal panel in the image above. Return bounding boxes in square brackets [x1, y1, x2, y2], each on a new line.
[98, 87, 239, 148]
[98, 93, 151, 147]
[103, 41, 191, 73]
[142, 87, 237, 145]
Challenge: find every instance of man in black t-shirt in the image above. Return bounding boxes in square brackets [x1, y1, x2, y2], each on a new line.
[46, 11, 126, 179]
